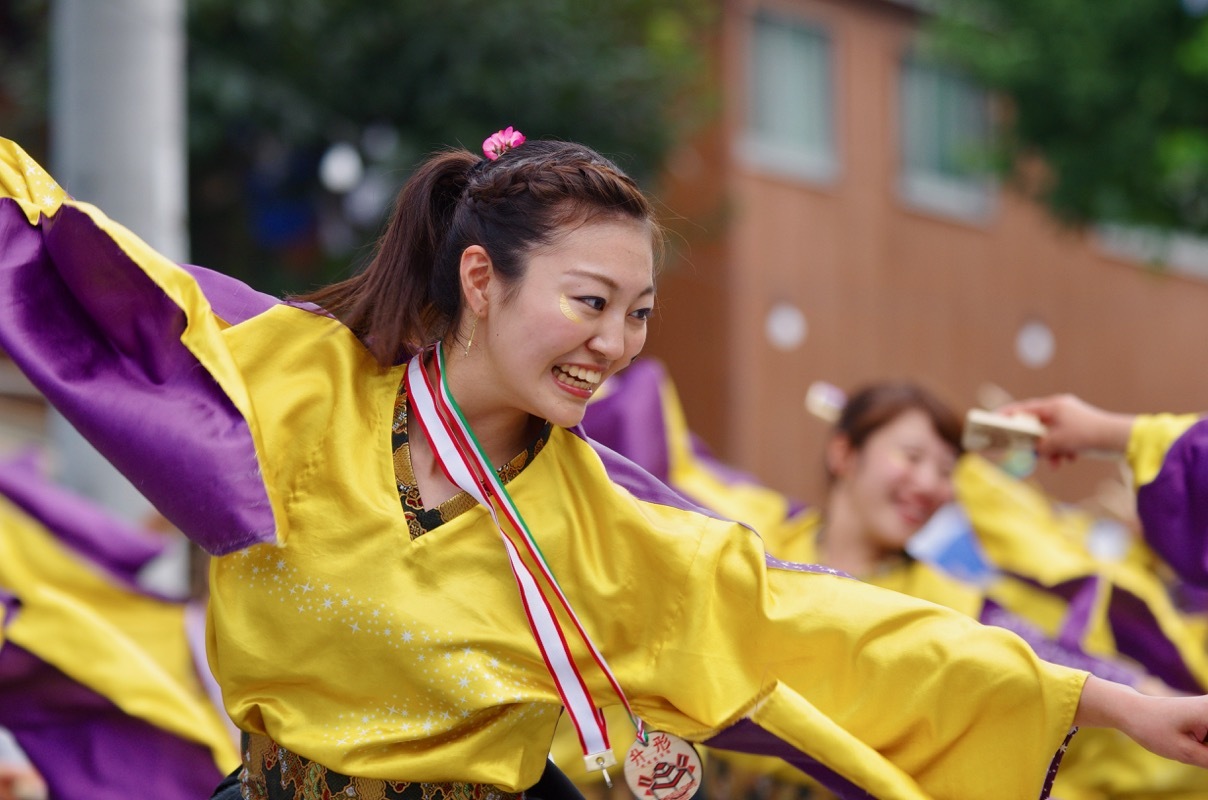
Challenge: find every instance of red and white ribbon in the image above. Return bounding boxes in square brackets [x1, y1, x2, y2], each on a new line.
[405, 345, 644, 774]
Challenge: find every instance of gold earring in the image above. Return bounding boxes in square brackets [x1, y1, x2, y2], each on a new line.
[463, 316, 478, 356]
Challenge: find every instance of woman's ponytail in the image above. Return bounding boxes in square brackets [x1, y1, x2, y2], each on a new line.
[296, 149, 477, 365]
[295, 135, 658, 367]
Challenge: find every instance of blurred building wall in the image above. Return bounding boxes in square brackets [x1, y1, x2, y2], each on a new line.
[645, 0, 1208, 506]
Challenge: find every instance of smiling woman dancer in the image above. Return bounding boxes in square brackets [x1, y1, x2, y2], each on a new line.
[3, 130, 1208, 800]
[759, 382, 1208, 799]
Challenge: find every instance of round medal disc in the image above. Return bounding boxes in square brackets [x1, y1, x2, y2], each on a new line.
[623, 732, 703, 800]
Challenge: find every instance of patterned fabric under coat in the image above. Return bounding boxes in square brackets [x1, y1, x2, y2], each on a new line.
[241, 732, 522, 800]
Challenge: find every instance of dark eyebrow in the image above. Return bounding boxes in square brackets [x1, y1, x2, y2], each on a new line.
[567, 269, 655, 297]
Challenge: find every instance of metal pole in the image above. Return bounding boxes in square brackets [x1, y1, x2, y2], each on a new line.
[49, 0, 189, 592]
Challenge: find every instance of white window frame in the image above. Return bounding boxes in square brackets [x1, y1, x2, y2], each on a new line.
[739, 10, 838, 185]
[898, 53, 997, 221]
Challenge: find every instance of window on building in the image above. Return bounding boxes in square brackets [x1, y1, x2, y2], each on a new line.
[740, 11, 837, 184]
[1097, 224, 1208, 280]
[899, 55, 995, 220]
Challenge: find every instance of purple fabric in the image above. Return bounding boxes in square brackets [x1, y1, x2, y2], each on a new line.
[1173, 580, 1208, 614]
[1049, 574, 1200, 690]
[582, 358, 810, 519]
[708, 717, 1085, 800]
[1054, 576, 1099, 651]
[704, 719, 874, 799]
[979, 601, 1143, 687]
[1040, 728, 1078, 800]
[580, 359, 673, 478]
[0, 587, 19, 625]
[994, 570, 1202, 692]
[0, 453, 167, 589]
[0, 642, 224, 800]
[180, 262, 280, 325]
[1106, 585, 1202, 693]
[572, 427, 722, 520]
[0, 198, 275, 554]
[1136, 418, 1208, 586]
[763, 553, 850, 577]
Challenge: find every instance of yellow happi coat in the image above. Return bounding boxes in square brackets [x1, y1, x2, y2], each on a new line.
[761, 515, 1208, 800]
[0, 138, 1087, 799]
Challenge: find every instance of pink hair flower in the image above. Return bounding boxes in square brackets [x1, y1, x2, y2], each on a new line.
[483, 126, 526, 160]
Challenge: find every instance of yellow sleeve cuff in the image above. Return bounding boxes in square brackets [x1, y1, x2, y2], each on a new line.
[1126, 413, 1201, 488]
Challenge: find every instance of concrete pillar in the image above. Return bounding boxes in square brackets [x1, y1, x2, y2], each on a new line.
[49, 0, 189, 593]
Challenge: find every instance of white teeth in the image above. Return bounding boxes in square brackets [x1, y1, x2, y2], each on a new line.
[561, 365, 601, 384]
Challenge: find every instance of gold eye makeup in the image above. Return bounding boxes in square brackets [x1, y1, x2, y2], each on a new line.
[559, 294, 581, 322]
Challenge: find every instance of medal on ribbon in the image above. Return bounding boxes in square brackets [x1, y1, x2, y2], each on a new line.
[624, 731, 703, 800]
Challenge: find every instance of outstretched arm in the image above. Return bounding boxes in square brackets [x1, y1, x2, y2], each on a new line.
[0, 138, 282, 555]
[1000, 394, 1135, 462]
[1004, 394, 1208, 587]
[1075, 675, 1208, 767]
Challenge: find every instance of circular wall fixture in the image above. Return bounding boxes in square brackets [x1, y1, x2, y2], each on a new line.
[1015, 319, 1055, 369]
[765, 302, 808, 352]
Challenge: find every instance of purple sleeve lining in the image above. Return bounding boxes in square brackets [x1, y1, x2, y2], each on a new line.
[569, 425, 726, 520]
[706, 717, 1075, 800]
[998, 571, 1201, 692]
[1105, 585, 1202, 693]
[572, 427, 844, 578]
[580, 359, 672, 479]
[704, 719, 874, 799]
[1040, 728, 1078, 800]
[179, 263, 280, 325]
[580, 359, 809, 517]
[0, 586, 20, 627]
[0, 199, 276, 554]
[1136, 418, 1208, 586]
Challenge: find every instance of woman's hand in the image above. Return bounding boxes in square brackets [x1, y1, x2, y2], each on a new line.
[1075, 675, 1208, 768]
[999, 394, 1135, 464]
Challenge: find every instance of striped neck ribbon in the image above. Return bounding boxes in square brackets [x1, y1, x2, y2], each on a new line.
[405, 344, 645, 778]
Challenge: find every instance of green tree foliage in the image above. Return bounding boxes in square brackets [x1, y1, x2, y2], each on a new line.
[186, 0, 715, 291]
[0, 2, 713, 292]
[0, 0, 49, 158]
[924, 0, 1208, 234]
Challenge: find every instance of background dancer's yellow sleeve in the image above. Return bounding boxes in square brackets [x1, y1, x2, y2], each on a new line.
[1128, 414, 1201, 489]
[0, 495, 239, 770]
